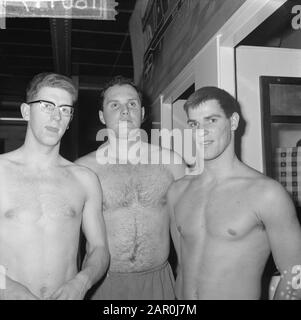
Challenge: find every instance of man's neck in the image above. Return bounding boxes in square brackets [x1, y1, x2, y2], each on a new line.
[107, 130, 143, 162]
[21, 139, 61, 169]
[203, 147, 240, 182]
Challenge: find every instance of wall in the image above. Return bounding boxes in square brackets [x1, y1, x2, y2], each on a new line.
[146, 0, 246, 100]
[236, 46, 301, 172]
[0, 123, 26, 153]
[129, 0, 246, 97]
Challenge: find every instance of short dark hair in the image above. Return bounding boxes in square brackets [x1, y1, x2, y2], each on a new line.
[99, 75, 143, 111]
[26, 72, 78, 104]
[183, 86, 240, 118]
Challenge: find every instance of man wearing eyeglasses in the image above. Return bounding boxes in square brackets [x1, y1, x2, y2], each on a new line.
[0, 73, 109, 300]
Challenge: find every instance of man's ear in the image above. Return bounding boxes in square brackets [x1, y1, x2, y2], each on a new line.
[230, 112, 239, 131]
[99, 110, 106, 125]
[66, 115, 73, 130]
[141, 107, 145, 122]
[20, 103, 30, 121]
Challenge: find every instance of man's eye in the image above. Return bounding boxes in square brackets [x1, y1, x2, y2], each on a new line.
[188, 121, 197, 128]
[128, 101, 138, 108]
[60, 107, 71, 115]
[111, 103, 119, 109]
[44, 102, 54, 110]
[209, 118, 217, 123]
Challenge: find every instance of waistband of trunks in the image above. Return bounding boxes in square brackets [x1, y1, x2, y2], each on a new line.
[107, 260, 169, 277]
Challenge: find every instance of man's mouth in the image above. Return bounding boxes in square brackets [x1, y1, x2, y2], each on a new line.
[203, 140, 213, 145]
[118, 120, 134, 129]
[45, 126, 59, 133]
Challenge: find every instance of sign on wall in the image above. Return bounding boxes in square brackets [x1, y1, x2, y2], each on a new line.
[135, 0, 246, 101]
[0, 0, 118, 28]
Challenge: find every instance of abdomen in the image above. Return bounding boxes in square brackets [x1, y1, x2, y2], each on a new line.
[104, 206, 170, 272]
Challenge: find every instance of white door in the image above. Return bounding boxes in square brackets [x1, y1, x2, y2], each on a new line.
[236, 45, 301, 172]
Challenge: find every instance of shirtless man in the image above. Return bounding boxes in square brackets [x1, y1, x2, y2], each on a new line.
[76, 76, 185, 300]
[0, 73, 109, 300]
[167, 86, 301, 300]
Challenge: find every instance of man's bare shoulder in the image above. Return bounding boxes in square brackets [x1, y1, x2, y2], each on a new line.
[160, 146, 185, 165]
[236, 163, 292, 209]
[75, 151, 98, 169]
[0, 149, 24, 169]
[237, 163, 279, 190]
[252, 174, 292, 206]
[167, 174, 193, 204]
[159, 146, 186, 180]
[143, 143, 183, 163]
[67, 160, 101, 191]
[250, 174, 296, 222]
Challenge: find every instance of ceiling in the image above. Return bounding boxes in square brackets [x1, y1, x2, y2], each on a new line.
[0, 0, 136, 118]
[240, 0, 301, 47]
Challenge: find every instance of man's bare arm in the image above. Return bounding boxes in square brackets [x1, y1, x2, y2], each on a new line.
[51, 170, 109, 300]
[259, 181, 301, 300]
[167, 184, 181, 256]
[167, 182, 183, 299]
[161, 148, 186, 180]
[78, 171, 110, 291]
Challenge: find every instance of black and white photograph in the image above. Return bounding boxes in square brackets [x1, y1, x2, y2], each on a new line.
[0, 0, 301, 310]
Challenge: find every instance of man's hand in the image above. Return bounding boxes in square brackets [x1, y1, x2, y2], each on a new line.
[0, 278, 39, 300]
[49, 274, 89, 300]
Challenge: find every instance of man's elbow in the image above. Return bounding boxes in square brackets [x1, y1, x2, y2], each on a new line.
[88, 243, 110, 272]
[101, 245, 110, 271]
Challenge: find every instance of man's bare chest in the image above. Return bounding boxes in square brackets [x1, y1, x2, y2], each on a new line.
[98, 164, 173, 209]
[175, 185, 262, 241]
[0, 171, 84, 223]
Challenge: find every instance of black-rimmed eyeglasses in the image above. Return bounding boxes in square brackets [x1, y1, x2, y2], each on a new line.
[27, 100, 74, 117]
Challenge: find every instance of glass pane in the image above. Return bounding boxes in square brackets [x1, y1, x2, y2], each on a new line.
[270, 83, 301, 116]
[271, 123, 301, 207]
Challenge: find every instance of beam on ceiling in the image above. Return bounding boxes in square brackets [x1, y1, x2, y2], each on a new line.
[0, 42, 51, 48]
[72, 47, 131, 54]
[72, 29, 128, 36]
[1, 54, 52, 60]
[72, 62, 133, 68]
[50, 18, 72, 76]
[7, 27, 49, 33]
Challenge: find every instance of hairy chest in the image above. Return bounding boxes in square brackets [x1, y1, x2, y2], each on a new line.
[98, 164, 173, 209]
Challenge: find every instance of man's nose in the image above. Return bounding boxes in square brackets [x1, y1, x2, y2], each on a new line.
[120, 104, 129, 115]
[196, 122, 209, 132]
[195, 128, 208, 139]
[51, 107, 62, 120]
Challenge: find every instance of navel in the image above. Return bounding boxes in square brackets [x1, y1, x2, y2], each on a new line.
[40, 286, 48, 298]
[4, 209, 16, 219]
[227, 228, 237, 236]
[259, 221, 266, 231]
[64, 209, 77, 218]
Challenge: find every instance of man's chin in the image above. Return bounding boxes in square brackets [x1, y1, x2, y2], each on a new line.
[117, 133, 129, 140]
[117, 128, 140, 140]
[41, 138, 61, 147]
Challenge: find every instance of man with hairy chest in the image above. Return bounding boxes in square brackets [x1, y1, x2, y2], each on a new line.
[76, 76, 186, 299]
